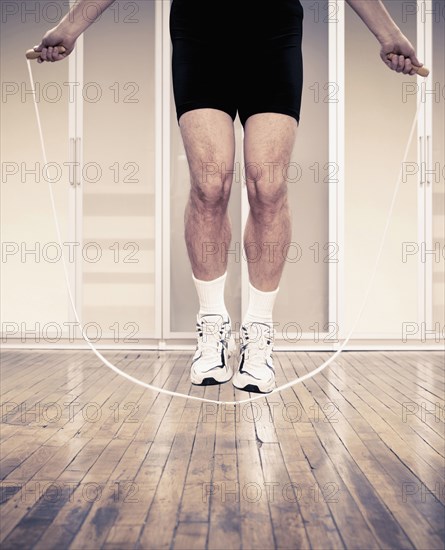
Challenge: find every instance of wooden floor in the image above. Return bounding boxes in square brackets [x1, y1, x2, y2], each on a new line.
[0, 349, 444, 550]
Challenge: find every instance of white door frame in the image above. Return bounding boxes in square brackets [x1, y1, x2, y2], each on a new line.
[422, 0, 434, 330]
[68, 0, 84, 339]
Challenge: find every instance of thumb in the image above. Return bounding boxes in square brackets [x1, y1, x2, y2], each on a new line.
[410, 52, 423, 68]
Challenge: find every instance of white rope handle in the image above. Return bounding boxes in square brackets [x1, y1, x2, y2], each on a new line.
[26, 58, 421, 405]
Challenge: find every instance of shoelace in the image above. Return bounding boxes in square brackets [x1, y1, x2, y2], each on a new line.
[241, 323, 275, 367]
[197, 316, 230, 358]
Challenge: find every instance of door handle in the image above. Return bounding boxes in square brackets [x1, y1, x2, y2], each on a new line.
[426, 135, 431, 185]
[419, 135, 424, 185]
[69, 137, 75, 186]
[75, 137, 81, 185]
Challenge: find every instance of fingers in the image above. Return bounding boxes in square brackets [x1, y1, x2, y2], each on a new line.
[48, 46, 65, 61]
[34, 44, 49, 63]
[410, 52, 422, 67]
[44, 46, 56, 62]
[390, 53, 405, 72]
[387, 53, 420, 76]
[401, 56, 422, 76]
[33, 44, 65, 63]
[403, 57, 413, 75]
[33, 43, 43, 63]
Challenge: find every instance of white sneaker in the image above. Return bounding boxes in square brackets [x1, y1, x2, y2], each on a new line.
[232, 322, 276, 393]
[190, 314, 235, 385]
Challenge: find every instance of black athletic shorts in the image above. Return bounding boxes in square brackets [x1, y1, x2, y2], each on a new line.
[170, 0, 304, 127]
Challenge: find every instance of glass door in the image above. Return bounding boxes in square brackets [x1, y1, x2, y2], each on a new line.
[80, 0, 159, 342]
[344, 0, 420, 341]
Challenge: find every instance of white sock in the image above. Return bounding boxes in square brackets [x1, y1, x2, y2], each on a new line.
[243, 282, 279, 326]
[192, 271, 229, 318]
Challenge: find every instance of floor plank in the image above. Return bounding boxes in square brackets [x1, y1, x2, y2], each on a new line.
[0, 349, 444, 550]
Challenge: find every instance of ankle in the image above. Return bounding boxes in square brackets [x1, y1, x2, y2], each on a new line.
[242, 282, 279, 326]
[193, 271, 228, 317]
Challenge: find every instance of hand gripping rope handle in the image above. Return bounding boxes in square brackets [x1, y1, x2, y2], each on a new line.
[26, 55, 425, 406]
[386, 52, 429, 77]
[26, 46, 67, 59]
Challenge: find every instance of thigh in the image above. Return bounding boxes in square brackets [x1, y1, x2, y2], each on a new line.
[179, 109, 236, 188]
[243, 113, 298, 186]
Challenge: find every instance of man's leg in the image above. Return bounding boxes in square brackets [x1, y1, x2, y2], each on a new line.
[233, 112, 298, 393]
[243, 112, 297, 294]
[179, 108, 236, 385]
[180, 108, 235, 284]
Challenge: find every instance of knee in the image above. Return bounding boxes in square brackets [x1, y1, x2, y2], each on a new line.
[190, 167, 232, 214]
[246, 163, 288, 219]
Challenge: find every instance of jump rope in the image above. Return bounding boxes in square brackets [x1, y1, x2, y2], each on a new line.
[25, 47, 429, 406]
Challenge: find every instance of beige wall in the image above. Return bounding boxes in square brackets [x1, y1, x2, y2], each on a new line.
[1, 3, 71, 330]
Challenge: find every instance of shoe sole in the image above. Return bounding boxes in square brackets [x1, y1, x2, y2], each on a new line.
[233, 383, 273, 394]
[191, 376, 232, 387]
[190, 364, 233, 386]
[232, 372, 275, 394]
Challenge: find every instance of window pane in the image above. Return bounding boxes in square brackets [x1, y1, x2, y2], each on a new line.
[344, 0, 418, 337]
